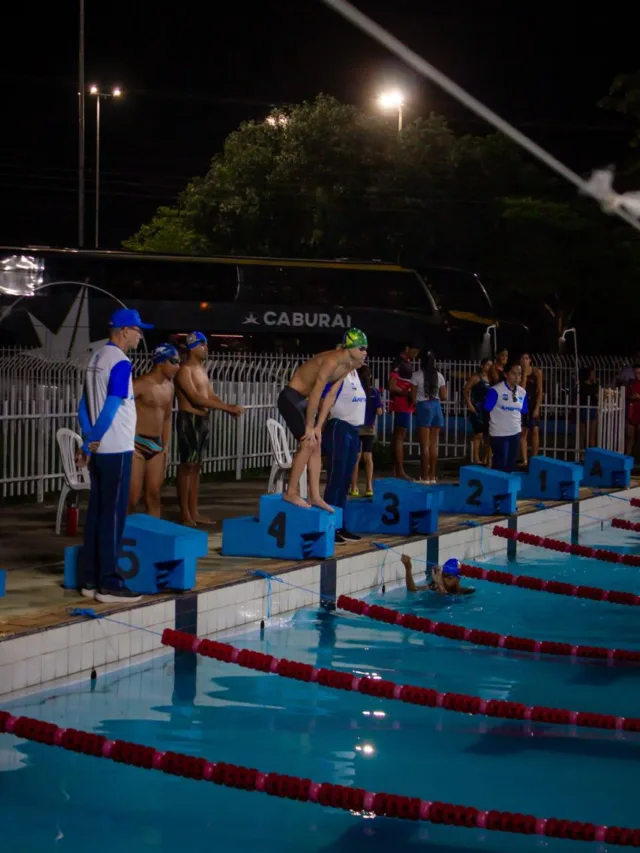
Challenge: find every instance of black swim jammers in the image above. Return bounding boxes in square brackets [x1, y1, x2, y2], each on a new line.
[277, 386, 308, 441]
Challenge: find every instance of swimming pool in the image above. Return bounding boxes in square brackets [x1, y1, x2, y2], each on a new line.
[2, 520, 640, 852]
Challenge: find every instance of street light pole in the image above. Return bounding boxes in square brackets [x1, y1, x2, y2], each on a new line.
[89, 85, 122, 249]
[95, 95, 100, 249]
[78, 0, 85, 247]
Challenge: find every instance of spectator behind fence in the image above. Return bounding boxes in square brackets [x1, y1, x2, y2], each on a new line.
[617, 351, 640, 388]
[388, 351, 418, 480]
[489, 348, 508, 385]
[463, 358, 492, 466]
[578, 365, 599, 451]
[519, 352, 543, 467]
[76, 307, 153, 603]
[411, 351, 446, 484]
[350, 364, 383, 497]
[625, 364, 640, 457]
[484, 361, 527, 473]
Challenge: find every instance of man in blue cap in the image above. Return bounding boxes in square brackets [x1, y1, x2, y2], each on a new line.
[401, 554, 475, 595]
[175, 331, 243, 526]
[128, 343, 181, 518]
[76, 307, 153, 603]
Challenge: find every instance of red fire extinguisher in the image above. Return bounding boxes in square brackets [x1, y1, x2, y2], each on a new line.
[66, 502, 79, 537]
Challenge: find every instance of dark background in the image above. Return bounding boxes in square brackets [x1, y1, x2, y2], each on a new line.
[1, 1, 637, 250]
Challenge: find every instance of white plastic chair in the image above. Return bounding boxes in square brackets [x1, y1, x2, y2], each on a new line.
[55, 428, 91, 534]
[266, 418, 308, 499]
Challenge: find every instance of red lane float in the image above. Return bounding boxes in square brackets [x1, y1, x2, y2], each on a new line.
[337, 596, 640, 665]
[612, 518, 640, 533]
[161, 629, 640, 733]
[459, 563, 640, 607]
[630, 498, 640, 508]
[493, 526, 640, 567]
[2, 711, 639, 845]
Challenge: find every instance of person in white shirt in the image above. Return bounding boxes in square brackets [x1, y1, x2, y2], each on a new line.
[76, 307, 152, 603]
[411, 351, 447, 483]
[484, 362, 528, 473]
[322, 364, 367, 545]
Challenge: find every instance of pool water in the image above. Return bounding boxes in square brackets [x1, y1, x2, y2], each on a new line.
[2, 521, 640, 852]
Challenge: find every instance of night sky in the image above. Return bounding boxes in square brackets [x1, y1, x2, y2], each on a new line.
[1, 1, 637, 250]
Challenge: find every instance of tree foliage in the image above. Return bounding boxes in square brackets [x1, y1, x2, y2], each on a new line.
[125, 93, 640, 351]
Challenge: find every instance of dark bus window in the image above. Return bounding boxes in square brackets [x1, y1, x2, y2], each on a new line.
[238, 264, 435, 315]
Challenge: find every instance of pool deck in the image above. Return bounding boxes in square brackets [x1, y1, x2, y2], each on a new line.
[1, 476, 636, 642]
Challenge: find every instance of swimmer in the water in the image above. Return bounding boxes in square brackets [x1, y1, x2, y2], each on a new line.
[401, 553, 475, 595]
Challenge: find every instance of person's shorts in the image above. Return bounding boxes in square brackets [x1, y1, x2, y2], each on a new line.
[278, 386, 308, 441]
[359, 434, 374, 453]
[468, 412, 488, 436]
[416, 399, 444, 429]
[580, 406, 598, 424]
[176, 411, 210, 464]
[521, 412, 539, 429]
[393, 411, 411, 430]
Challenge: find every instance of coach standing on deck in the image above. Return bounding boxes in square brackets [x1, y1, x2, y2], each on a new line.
[76, 307, 153, 603]
[322, 360, 368, 544]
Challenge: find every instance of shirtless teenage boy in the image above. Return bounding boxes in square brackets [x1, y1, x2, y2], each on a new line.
[128, 343, 181, 517]
[175, 331, 244, 527]
[277, 327, 369, 510]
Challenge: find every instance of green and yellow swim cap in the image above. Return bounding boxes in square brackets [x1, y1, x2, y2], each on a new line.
[342, 327, 368, 349]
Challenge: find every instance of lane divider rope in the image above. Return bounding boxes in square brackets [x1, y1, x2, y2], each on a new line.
[1, 710, 638, 844]
[336, 595, 640, 664]
[493, 526, 640, 566]
[161, 628, 640, 733]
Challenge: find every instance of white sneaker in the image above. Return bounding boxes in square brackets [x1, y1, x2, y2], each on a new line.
[95, 589, 142, 604]
[80, 588, 96, 599]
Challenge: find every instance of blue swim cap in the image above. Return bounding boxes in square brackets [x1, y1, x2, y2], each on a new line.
[186, 331, 207, 350]
[152, 343, 179, 364]
[442, 558, 461, 577]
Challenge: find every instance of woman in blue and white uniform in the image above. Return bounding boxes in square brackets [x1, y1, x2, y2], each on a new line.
[322, 368, 367, 544]
[484, 362, 528, 473]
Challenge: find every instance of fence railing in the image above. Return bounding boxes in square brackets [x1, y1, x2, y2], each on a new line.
[0, 349, 629, 500]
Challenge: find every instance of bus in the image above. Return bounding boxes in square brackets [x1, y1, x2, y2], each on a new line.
[0, 247, 508, 357]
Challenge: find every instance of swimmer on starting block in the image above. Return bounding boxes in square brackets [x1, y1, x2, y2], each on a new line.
[401, 553, 475, 596]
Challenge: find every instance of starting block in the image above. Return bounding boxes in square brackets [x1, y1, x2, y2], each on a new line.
[343, 478, 440, 536]
[439, 465, 520, 515]
[582, 448, 634, 489]
[0, 569, 5, 598]
[519, 456, 583, 501]
[64, 514, 209, 594]
[222, 494, 342, 560]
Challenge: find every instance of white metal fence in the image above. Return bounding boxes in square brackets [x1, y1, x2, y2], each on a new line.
[0, 348, 630, 500]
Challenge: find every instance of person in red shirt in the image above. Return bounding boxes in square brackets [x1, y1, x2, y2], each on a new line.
[388, 353, 417, 480]
[625, 364, 640, 456]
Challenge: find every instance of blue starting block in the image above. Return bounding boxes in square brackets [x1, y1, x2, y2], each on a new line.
[64, 514, 209, 594]
[519, 456, 583, 501]
[0, 569, 5, 598]
[343, 477, 440, 536]
[439, 465, 520, 515]
[582, 448, 634, 489]
[222, 494, 342, 560]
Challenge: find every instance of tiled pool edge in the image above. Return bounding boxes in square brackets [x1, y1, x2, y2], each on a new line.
[2, 486, 639, 698]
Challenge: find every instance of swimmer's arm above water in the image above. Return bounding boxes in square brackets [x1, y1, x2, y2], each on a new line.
[401, 554, 431, 593]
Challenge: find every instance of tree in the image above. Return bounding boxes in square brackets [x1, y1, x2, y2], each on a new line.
[124, 93, 640, 352]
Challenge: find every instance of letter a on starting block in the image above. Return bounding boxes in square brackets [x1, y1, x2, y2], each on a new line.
[582, 448, 633, 489]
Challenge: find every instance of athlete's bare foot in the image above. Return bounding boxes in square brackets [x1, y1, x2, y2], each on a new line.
[283, 493, 311, 509]
[194, 513, 215, 524]
[309, 497, 335, 513]
[180, 517, 198, 528]
[395, 472, 414, 482]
